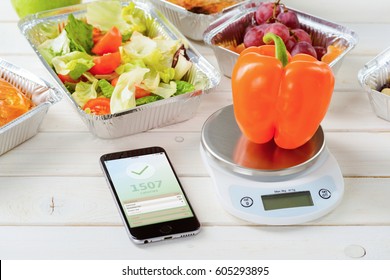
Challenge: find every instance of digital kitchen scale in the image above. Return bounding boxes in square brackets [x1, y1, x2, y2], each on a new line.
[200, 105, 344, 225]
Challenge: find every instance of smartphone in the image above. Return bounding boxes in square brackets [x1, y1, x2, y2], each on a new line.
[100, 146, 201, 244]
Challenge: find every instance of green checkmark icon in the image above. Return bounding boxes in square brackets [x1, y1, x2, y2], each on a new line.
[131, 165, 149, 175]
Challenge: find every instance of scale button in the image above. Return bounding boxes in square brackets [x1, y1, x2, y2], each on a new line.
[240, 197, 253, 208]
[319, 189, 332, 199]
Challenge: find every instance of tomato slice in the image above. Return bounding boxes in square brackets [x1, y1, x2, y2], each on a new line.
[135, 86, 151, 99]
[92, 27, 104, 45]
[111, 76, 119, 86]
[91, 26, 122, 55]
[82, 97, 111, 115]
[89, 52, 121, 75]
[58, 74, 80, 83]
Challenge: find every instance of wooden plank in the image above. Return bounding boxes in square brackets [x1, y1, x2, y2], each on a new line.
[0, 225, 389, 259]
[1, 131, 390, 177]
[1, 177, 390, 226]
[0, 1, 18, 21]
[0, 131, 208, 176]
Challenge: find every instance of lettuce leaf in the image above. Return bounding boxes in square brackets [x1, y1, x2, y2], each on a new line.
[174, 54, 192, 80]
[36, 22, 61, 41]
[110, 67, 150, 114]
[152, 81, 177, 99]
[81, 72, 98, 83]
[123, 31, 157, 59]
[141, 70, 160, 92]
[159, 68, 175, 84]
[98, 79, 115, 98]
[37, 29, 70, 66]
[122, 32, 179, 83]
[72, 80, 98, 107]
[52, 51, 94, 80]
[136, 95, 161, 106]
[115, 49, 146, 74]
[121, 2, 148, 35]
[175, 80, 195, 95]
[154, 36, 182, 68]
[86, 0, 131, 34]
[65, 14, 93, 54]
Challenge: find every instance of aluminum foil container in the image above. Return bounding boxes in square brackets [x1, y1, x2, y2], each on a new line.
[0, 58, 62, 156]
[203, 0, 358, 78]
[18, 0, 221, 139]
[358, 47, 390, 121]
[148, 0, 244, 41]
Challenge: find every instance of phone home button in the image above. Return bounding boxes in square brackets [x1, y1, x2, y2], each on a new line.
[159, 225, 173, 234]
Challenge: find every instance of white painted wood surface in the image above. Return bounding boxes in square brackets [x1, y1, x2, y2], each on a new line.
[1, 0, 390, 260]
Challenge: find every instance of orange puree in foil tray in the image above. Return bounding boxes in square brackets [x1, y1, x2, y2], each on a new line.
[167, 0, 241, 14]
[0, 78, 34, 127]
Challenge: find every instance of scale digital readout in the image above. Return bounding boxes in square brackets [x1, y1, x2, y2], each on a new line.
[200, 105, 344, 225]
[262, 191, 314, 211]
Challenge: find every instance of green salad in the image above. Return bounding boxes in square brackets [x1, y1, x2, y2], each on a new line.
[37, 0, 199, 115]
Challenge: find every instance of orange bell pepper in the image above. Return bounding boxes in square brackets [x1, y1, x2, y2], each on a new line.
[231, 33, 335, 149]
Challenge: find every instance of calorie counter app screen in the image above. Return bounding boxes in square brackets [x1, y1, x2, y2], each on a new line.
[104, 152, 194, 228]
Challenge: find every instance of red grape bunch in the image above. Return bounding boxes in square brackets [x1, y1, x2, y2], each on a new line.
[243, 0, 326, 60]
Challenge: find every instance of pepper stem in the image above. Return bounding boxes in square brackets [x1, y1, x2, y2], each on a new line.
[263, 32, 289, 67]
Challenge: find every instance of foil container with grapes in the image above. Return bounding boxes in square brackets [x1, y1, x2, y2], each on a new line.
[358, 47, 390, 122]
[203, 0, 358, 78]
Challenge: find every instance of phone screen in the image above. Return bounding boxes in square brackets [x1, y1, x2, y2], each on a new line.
[103, 151, 194, 228]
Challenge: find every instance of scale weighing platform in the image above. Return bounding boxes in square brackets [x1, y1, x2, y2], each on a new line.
[200, 105, 344, 225]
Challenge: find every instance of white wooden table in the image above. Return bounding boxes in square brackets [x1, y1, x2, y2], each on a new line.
[1, 0, 390, 260]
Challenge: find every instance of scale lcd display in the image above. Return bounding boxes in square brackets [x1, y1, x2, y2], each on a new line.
[262, 191, 314, 211]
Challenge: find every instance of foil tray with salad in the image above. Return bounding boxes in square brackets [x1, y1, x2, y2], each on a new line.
[19, 0, 220, 138]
